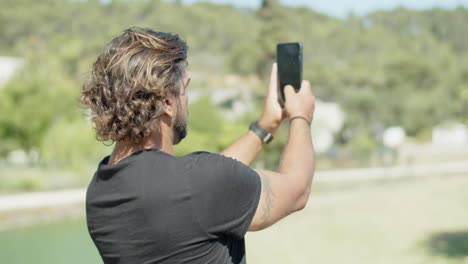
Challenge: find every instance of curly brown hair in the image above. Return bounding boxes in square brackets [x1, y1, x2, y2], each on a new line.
[80, 27, 188, 144]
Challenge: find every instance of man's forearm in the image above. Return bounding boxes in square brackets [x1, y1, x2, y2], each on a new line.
[220, 119, 276, 166]
[279, 119, 315, 208]
[279, 120, 314, 175]
[220, 130, 264, 166]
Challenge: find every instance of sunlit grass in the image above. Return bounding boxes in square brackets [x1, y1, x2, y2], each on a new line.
[246, 174, 468, 264]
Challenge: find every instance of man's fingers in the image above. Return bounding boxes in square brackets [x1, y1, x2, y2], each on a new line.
[268, 63, 278, 95]
[298, 80, 311, 95]
[284, 81, 313, 99]
[284, 85, 295, 100]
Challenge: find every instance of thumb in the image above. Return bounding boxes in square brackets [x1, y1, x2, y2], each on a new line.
[284, 85, 296, 100]
[268, 63, 278, 94]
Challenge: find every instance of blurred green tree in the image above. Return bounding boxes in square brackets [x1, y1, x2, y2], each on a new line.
[0, 61, 78, 158]
[0, 0, 467, 172]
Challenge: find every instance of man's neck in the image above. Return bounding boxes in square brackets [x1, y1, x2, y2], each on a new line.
[108, 128, 175, 165]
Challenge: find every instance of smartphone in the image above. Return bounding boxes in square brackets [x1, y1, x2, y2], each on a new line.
[276, 42, 303, 106]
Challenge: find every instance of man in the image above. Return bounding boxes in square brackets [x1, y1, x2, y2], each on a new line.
[81, 27, 315, 264]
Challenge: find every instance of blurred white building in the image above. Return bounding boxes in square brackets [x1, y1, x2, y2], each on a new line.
[311, 100, 345, 153]
[432, 122, 468, 146]
[0, 56, 24, 88]
[398, 122, 468, 165]
[383, 126, 406, 148]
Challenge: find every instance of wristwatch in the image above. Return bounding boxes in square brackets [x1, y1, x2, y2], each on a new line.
[249, 120, 274, 144]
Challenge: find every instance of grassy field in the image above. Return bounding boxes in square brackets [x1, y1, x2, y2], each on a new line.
[246, 174, 468, 264]
[0, 173, 466, 264]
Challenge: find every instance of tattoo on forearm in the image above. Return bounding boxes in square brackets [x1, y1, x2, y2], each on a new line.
[259, 172, 276, 229]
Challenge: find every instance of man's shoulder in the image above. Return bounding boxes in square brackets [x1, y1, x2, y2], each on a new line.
[186, 151, 258, 186]
[185, 151, 243, 168]
[186, 150, 213, 157]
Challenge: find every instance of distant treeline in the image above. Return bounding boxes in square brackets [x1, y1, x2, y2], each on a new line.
[1, 0, 467, 168]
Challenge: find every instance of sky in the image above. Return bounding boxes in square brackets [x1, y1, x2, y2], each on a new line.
[182, 0, 468, 18]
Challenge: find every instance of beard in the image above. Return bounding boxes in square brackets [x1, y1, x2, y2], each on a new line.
[173, 102, 188, 145]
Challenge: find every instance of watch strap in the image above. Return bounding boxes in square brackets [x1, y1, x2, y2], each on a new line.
[249, 120, 274, 144]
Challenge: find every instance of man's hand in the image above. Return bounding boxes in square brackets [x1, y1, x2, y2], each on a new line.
[259, 63, 287, 134]
[284, 80, 315, 122]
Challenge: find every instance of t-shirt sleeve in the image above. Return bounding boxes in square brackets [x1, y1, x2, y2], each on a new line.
[188, 151, 261, 239]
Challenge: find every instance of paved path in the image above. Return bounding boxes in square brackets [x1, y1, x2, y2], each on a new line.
[1, 161, 467, 212]
[0, 189, 85, 212]
[315, 161, 468, 182]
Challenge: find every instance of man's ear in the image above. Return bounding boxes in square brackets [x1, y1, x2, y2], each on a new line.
[163, 96, 175, 118]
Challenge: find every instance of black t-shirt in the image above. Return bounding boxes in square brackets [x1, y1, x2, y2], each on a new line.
[86, 149, 261, 264]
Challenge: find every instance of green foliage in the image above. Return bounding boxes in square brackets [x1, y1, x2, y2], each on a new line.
[415, 128, 432, 143]
[39, 118, 111, 170]
[255, 0, 290, 76]
[175, 96, 247, 155]
[0, 0, 467, 178]
[175, 96, 222, 155]
[186, 96, 223, 135]
[348, 134, 378, 163]
[228, 42, 263, 75]
[0, 61, 78, 156]
[461, 86, 468, 124]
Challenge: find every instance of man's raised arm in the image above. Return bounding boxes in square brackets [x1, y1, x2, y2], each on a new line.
[220, 63, 285, 166]
[249, 81, 315, 231]
[220, 62, 315, 231]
